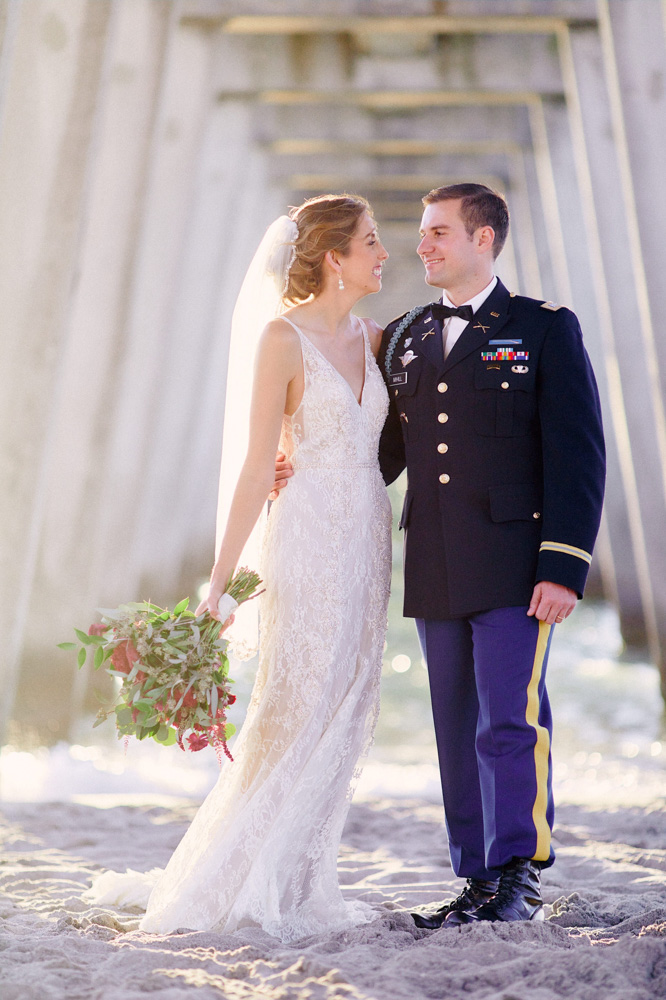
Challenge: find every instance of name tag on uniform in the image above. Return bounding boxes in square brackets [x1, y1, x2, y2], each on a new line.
[389, 372, 408, 386]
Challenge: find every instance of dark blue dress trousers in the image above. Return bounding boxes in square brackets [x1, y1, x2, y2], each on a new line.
[416, 608, 555, 879]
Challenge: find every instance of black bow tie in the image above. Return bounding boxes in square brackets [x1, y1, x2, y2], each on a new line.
[431, 303, 474, 322]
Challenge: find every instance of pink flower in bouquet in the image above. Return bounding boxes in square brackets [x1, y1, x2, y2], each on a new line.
[88, 622, 107, 636]
[110, 639, 140, 675]
[187, 731, 209, 752]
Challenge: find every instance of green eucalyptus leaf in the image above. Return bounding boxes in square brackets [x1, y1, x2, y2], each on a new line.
[86, 634, 107, 646]
[173, 598, 189, 615]
[154, 726, 177, 746]
[57, 642, 77, 651]
[224, 723, 236, 739]
[74, 628, 93, 645]
[77, 647, 87, 668]
[94, 646, 104, 669]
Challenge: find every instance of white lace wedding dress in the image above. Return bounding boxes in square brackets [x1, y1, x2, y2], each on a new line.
[86, 319, 392, 942]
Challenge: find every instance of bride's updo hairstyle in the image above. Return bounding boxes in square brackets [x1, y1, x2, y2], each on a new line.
[283, 194, 372, 303]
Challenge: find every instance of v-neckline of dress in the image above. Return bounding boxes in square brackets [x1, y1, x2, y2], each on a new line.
[284, 316, 368, 408]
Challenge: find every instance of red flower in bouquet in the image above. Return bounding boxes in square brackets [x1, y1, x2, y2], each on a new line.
[88, 622, 108, 637]
[187, 731, 209, 752]
[110, 639, 141, 675]
[172, 687, 198, 709]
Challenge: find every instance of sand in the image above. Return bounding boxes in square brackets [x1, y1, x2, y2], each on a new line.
[1, 788, 665, 1000]
[2, 604, 665, 999]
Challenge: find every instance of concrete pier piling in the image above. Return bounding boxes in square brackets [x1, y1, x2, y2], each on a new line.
[3, 0, 666, 742]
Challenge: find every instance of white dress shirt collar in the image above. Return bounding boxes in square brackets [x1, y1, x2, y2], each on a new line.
[440, 275, 498, 314]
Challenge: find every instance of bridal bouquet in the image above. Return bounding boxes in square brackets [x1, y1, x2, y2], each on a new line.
[59, 568, 262, 760]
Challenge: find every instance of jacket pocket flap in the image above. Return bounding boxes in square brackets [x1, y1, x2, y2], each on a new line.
[475, 365, 535, 391]
[489, 483, 542, 522]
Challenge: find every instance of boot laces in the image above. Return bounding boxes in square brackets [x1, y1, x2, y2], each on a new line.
[493, 866, 524, 905]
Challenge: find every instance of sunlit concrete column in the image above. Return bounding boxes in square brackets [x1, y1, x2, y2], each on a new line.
[598, 0, 666, 402]
[27, 0, 178, 735]
[0, 0, 115, 745]
[135, 94, 284, 595]
[84, 13, 215, 615]
[560, 23, 666, 679]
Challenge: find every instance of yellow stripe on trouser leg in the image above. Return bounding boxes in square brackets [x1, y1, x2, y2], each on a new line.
[525, 621, 552, 861]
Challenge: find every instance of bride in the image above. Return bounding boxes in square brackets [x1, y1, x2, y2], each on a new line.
[87, 195, 392, 942]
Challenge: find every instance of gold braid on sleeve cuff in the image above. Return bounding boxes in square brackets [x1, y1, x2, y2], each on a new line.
[539, 541, 592, 565]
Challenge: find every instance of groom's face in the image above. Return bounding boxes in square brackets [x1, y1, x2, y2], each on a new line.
[417, 199, 480, 291]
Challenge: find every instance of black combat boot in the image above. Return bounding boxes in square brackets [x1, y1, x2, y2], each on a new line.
[446, 857, 544, 925]
[411, 877, 500, 929]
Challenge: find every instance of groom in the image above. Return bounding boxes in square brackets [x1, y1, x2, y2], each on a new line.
[274, 182, 605, 925]
[377, 183, 605, 925]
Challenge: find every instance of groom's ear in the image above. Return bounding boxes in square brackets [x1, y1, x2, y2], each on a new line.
[475, 226, 496, 255]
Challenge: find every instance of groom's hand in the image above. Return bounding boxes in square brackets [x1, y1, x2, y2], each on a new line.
[527, 581, 577, 625]
[269, 451, 294, 501]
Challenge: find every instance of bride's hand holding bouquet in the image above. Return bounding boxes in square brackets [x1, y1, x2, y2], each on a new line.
[196, 561, 243, 625]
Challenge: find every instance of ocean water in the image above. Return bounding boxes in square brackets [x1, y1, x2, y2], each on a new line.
[1, 599, 663, 808]
[1, 479, 664, 805]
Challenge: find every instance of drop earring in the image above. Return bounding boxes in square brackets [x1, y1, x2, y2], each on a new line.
[338, 275, 345, 290]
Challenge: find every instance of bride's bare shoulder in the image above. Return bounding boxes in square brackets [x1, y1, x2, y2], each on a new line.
[261, 317, 301, 348]
[360, 317, 384, 357]
[257, 318, 302, 376]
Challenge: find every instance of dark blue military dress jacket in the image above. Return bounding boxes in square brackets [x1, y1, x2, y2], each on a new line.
[377, 279, 606, 620]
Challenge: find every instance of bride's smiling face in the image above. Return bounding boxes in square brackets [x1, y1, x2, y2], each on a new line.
[339, 212, 389, 294]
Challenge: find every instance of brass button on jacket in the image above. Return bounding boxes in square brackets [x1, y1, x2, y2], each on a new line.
[438, 412, 449, 423]
[437, 443, 448, 454]
[438, 382, 448, 393]
[439, 473, 450, 484]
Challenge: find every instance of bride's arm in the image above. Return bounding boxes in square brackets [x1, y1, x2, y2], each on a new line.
[197, 320, 301, 618]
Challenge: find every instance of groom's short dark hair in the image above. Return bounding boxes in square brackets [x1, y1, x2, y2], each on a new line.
[423, 183, 509, 259]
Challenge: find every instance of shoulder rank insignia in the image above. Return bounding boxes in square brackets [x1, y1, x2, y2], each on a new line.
[541, 301, 563, 311]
